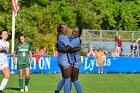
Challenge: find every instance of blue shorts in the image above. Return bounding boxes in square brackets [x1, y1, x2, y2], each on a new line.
[58, 61, 71, 69]
[72, 61, 81, 69]
[57, 53, 72, 69]
[71, 55, 81, 69]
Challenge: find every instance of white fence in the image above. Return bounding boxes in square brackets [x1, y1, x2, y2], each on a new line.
[81, 30, 140, 57]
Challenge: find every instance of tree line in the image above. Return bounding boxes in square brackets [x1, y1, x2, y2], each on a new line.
[0, 0, 140, 54]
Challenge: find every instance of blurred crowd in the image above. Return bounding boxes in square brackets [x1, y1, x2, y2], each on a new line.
[32, 47, 58, 57]
[86, 36, 140, 57]
[86, 35, 122, 57]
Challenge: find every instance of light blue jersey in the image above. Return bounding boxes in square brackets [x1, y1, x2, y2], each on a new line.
[68, 36, 81, 69]
[57, 35, 72, 69]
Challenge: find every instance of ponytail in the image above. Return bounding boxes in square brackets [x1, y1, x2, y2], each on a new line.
[57, 24, 62, 34]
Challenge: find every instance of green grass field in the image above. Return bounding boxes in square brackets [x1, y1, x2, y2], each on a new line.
[1, 73, 140, 93]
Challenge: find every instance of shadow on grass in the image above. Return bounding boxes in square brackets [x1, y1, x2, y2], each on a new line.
[6, 87, 20, 91]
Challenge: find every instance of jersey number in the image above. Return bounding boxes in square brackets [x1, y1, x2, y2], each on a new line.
[23, 52, 25, 56]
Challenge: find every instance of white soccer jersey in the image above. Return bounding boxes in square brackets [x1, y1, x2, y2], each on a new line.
[0, 39, 9, 65]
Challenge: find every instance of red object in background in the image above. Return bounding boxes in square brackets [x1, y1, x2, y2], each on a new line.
[11, 0, 19, 16]
[33, 54, 43, 63]
[115, 36, 122, 47]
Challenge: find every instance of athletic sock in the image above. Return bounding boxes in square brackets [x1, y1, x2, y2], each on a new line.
[25, 78, 30, 86]
[55, 77, 64, 92]
[0, 78, 9, 90]
[74, 80, 82, 93]
[64, 78, 71, 93]
[70, 81, 72, 92]
[19, 78, 23, 89]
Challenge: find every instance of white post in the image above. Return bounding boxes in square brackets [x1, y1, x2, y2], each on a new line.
[11, 12, 15, 54]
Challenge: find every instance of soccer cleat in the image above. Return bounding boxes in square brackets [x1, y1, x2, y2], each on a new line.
[54, 90, 59, 93]
[20, 89, 24, 92]
[25, 86, 28, 92]
[101, 72, 103, 74]
[0, 90, 3, 93]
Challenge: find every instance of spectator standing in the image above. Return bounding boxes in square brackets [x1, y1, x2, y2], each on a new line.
[130, 40, 137, 57]
[114, 35, 122, 56]
[95, 48, 106, 74]
[43, 47, 48, 56]
[138, 41, 140, 57]
[111, 49, 118, 57]
[86, 44, 94, 56]
[53, 46, 58, 56]
[136, 38, 140, 57]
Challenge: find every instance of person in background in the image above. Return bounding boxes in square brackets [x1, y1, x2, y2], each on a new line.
[86, 49, 92, 56]
[130, 40, 137, 57]
[0, 30, 10, 93]
[32, 49, 36, 56]
[35, 48, 40, 54]
[43, 47, 48, 56]
[114, 35, 122, 56]
[86, 44, 94, 56]
[111, 49, 118, 57]
[39, 47, 44, 55]
[95, 48, 105, 74]
[102, 48, 108, 55]
[53, 46, 58, 56]
[136, 38, 140, 57]
[13, 34, 32, 92]
[40, 47, 48, 56]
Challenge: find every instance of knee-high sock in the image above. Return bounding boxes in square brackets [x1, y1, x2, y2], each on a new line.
[0, 78, 9, 90]
[55, 77, 65, 92]
[25, 78, 30, 86]
[19, 78, 23, 89]
[64, 78, 71, 93]
[74, 80, 82, 93]
[70, 81, 72, 92]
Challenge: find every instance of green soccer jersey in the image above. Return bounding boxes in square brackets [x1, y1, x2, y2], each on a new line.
[14, 42, 32, 64]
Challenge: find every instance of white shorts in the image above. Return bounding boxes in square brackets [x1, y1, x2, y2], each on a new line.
[71, 55, 81, 69]
[0, 63, 9, 71]
[0, 57, 9, 70]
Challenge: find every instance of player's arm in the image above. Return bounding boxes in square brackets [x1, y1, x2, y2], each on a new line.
[70, 47, 81, 52]
[13, 44, 18, 65]
[29, 51, 32, 65]
[0, 47, 7, 51]
[57, 45, 72, 52]
[57, 36, 73, 52]
[57, 47, 81, 53]
[12, 51, 17, 65]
